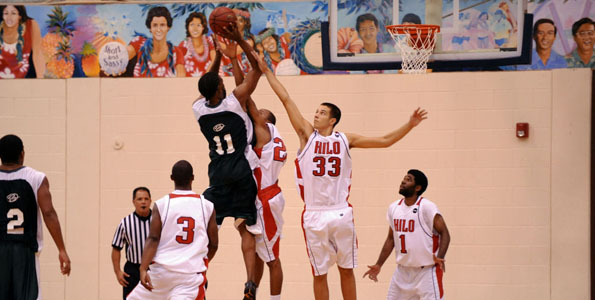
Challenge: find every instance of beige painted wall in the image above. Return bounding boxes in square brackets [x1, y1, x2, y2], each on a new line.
[0, 68, 590, 300]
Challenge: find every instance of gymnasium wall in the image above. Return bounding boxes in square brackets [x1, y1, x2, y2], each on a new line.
[0, 68, 590, 299]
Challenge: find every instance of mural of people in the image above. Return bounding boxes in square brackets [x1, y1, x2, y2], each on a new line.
[255, 27, 291, 73]
[471, 12, 493, 49]
[401, 13, 421, 25]
[566, 17, 595, 68]
[178, 12, 216, 77]
[517, 18, 566, 70]
[219, 8, 254, 76]
[0, 5, 44, 79]
[490, 9, 512, 48]
[126, 6, 184, 77]
[355, 13, 391, 53]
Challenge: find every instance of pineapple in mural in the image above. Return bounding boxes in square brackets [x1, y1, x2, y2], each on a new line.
[46, 40, 74, 79]
[42, 6, 75, 77]
[81, 41, 99, 77]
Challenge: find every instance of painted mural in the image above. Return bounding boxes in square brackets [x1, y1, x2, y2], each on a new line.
[0, 0, 592, 79]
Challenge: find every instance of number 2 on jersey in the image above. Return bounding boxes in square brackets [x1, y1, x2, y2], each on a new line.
[176, 217, 195, 244]
[213, 134, 235, 155]
[6, 208, 24, 234]
[273, 137, 287, 162]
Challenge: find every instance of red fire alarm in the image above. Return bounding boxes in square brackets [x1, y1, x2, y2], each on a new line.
[516, 122, 529, 138]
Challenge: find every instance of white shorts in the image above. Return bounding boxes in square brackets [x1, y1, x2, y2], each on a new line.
[127, 263, 207, 300]
[254, 189, 285, 263]
[387, 264, 444, 300]
[302, 206, 357, 276]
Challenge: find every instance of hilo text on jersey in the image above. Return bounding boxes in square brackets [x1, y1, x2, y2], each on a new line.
[314, 141, 341, 154]
[394, 219, 415, 232]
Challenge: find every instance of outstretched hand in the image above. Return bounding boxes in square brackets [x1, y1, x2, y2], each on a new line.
[409, 107, 428, 127]
[253, 50, 271, 73]
[362, 264, 381, 282]
[221, 21, 242, 42]
[217, 37, 238, 58]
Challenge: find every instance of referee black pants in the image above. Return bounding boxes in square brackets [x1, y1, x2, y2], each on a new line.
[123, 261, 140, 299]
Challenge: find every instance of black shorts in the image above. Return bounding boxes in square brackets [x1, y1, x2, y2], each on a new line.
[0, 242, 38, 300]
[204, 173, 257, 226]
[123, 261, 140, 299]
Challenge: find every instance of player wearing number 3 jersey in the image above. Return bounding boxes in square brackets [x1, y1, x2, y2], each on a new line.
[364, 170, 450, 300]
[0, 134, 71, 300]
[255, 55, 427, 300]
[128, 160, 218, 300]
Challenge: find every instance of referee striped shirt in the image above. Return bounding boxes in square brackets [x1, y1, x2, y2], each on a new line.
[111, 211, 152, 264]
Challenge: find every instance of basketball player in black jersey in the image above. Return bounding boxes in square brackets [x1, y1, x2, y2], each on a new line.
[0, 134, 71, 300]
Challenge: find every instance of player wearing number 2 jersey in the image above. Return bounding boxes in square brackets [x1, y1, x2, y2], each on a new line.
[255, 55, 427, 300]
[128, 160, 218, 300]
[363, 170, 450, 300]
[0, 134, 71, 300]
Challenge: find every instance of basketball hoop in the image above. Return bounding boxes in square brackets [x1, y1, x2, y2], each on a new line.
[386, 25, 440, 74]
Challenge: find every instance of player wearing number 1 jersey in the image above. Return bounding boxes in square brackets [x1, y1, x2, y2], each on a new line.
[128, 160, 218, 300]
[363, 170, 450, 300]
[0, 134, 71, 300]
[255, 56, 427, 300]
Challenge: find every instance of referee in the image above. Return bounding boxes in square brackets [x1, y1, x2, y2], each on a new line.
[111, 187, 152, 299]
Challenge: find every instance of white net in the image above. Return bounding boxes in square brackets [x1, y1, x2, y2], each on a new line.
[387, 26, 440, 74]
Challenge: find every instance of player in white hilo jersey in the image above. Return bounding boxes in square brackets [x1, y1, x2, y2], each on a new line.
[364, 169, 450, 300]
[255, 56, 427, 300]
[128, 160, 218, 300]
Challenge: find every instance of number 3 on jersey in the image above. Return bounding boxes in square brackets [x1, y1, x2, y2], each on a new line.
[176, 217, 195, 244]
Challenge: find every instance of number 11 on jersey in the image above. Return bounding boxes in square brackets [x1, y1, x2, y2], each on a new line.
[213, 134, 235, 155]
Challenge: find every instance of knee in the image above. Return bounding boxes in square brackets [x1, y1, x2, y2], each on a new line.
[337, 267, 354, 278]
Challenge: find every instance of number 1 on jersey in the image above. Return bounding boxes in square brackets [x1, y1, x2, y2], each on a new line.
[213, 134, 235, 155]
[399, 234, 407, 254]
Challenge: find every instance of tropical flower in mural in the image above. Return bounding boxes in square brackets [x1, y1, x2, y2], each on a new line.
[290, 18, 323, 74]
[43, 6, 76, 78]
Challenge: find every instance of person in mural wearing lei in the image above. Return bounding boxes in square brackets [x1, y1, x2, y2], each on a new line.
[0, 5, 44, 79]
[255, 27, 291, 74]
[178, 12, 216, 77]
[220, 8, 254, 76]
[126, 6, 185, 77]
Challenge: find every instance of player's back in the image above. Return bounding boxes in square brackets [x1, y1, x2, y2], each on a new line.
[388, 197, 440, 267]
[0, 166, 44, 251]
[295, 131, 352, 210]
[192, 94, 259, 184]
[256, 123, 287, 190]
[153, 190, 214, 273]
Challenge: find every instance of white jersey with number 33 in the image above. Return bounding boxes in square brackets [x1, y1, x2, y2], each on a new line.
[295, 130, 352, 210]
[153, 190, 214, 273]
[388, 196, 440, 267]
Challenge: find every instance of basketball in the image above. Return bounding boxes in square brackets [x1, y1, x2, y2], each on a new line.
[209, 7, 237, 35]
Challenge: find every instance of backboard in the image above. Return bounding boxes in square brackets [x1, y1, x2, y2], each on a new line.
[322, 0, 532, 70]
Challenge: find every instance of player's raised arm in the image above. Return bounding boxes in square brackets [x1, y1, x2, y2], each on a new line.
[38, 177, 71, 276]
[363, 227, 394, 282]
[221, 23, 262, 106]
[207, 35, 223, 74]
[138, 204, 163, 291]
[347, 107, 427, 149]
[433, 214, 450, 272]
[255, 53, 313, 149]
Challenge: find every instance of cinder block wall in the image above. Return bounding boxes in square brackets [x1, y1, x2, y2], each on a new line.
[0, 68, 590, 300]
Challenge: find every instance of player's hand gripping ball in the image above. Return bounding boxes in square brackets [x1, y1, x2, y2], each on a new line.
[209, 7, 237, 36]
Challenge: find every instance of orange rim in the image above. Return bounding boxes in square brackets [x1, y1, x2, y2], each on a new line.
[385, 24, 441, 35]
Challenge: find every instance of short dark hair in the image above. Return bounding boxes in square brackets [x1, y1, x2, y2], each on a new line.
[320, 102, 341, 127]
[533, 18, 556, 37]
[266, 110, 276, 125]
[145, 6, 173, 29]
[408, 169, 428, 196]
[198, 72, 221, 100]
[0, 5, 30, 24]
[572, 17, 594, 36]
[0, 134, 23, 164]
[132, 186, 151, 199]
[401, 13, 421, 25]
[171, 160, 193, 186]
[185, 12, 207, 37]
[356, 13, 379, 32]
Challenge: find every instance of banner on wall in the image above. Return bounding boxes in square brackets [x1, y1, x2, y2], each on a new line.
[0, 0, 592, 79]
